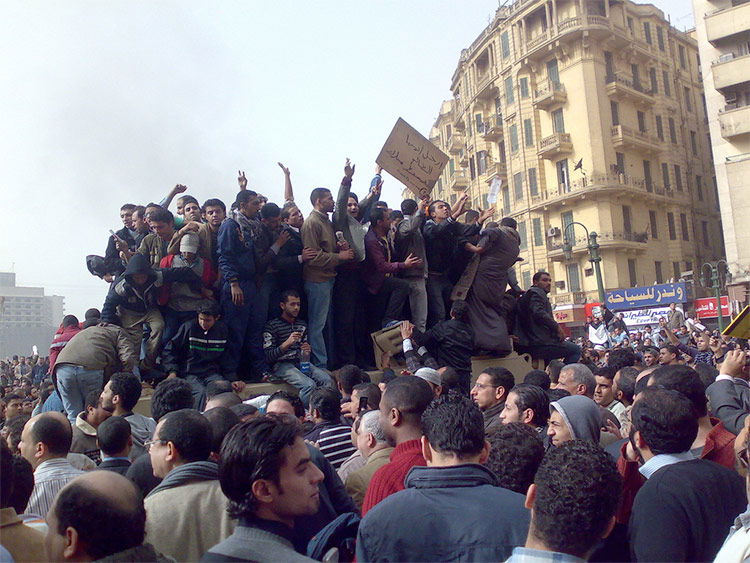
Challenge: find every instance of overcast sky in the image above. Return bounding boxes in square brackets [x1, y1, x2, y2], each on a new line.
[0, 0, 692, 318]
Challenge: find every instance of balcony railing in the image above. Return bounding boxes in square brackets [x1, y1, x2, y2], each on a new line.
[538, 132, 573, 159]
[605, 74, 655, 105]
[529, 172, 671, 207]
[547, 231, 649, 253]
[610, 125, 661, 154]
[450, 170, 469, 191]
[481, 115, 504, 141]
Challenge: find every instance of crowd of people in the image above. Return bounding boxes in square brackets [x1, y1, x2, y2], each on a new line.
[2, 161, 750, 562]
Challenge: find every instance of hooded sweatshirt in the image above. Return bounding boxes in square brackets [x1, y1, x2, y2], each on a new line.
[124, 412, 156, 461]
[70, 412, 100, 464]
[550, 395, 601, 443]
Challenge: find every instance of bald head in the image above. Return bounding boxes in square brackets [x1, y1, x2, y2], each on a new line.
[20, 412, 72, 468]
[46, 471, 146, 561]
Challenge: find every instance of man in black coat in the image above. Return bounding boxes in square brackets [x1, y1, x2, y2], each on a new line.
[515, 271, 580, 364]
[629, 387, 745, 562]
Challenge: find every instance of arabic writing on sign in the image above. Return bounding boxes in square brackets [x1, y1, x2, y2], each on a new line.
[376, 118, 449, 199]
[605, 283, 687, 311]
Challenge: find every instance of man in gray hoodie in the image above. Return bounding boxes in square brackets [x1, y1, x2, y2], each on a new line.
[547, 395, 601, 447]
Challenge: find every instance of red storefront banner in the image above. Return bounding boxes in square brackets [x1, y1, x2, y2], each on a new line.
[694, 296, 730, 318]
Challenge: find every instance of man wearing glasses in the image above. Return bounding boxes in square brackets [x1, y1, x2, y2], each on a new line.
[470, 367, 515, 435]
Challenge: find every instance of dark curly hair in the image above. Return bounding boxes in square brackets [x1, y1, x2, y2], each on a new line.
[531, 441, 622, 558]
[486, 422, 544, 494]
[421, 393, 484, 459]
[151, 378, 193, 422]
[219, 415, 302, 519]
[631, 388, 698, 455]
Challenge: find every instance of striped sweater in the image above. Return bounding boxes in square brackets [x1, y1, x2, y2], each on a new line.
[161, 318, 231, 379]
[262, 316, 308, 365]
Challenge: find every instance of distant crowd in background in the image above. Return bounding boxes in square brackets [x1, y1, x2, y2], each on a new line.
[1, 161, 750, 562]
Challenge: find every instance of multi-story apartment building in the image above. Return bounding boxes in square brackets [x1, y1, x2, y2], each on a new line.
[428, 0, 724, 307]
[692, 0, 750, 308]
[0, 272, 65, 357]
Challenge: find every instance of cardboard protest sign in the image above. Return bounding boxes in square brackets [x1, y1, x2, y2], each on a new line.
[376, 118, 449, 199]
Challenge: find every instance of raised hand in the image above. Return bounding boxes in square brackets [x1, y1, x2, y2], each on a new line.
[400, 320, 414, 341]
[370, 178, 383, 196]
[238, 170, 247, 190]
[278, 162, 290, 176]
[375, 164, 383, 175]
[479, 207, 496, 223]
[344, 158, 355, 178]
[173, 184, 188, 195]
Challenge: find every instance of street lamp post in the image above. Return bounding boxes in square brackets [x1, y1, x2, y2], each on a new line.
[701, 260, 729, 331]
[561, 221, 606, 304]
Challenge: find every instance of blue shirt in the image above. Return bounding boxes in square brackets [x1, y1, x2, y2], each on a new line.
[639, 451, 695, 479]
[506, 546, 586, 563]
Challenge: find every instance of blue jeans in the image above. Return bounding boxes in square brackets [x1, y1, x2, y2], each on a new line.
[272, 362, 332, 407]
[186, 373, 226, 411]
[304, 279, 334, 369]
[163, 309, 196, 344]
[55, 365, 104, 424]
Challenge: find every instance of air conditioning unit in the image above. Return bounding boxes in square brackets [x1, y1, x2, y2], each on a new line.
[548, 227, 561, 238]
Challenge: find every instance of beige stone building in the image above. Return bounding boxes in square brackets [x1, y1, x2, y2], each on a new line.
[692, 0, 750, 307]
[426, 0, 724, 308]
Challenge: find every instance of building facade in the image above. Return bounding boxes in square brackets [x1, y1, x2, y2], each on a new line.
[0, 272, 64, 357]
[428, 0, 724, 307]
[692, 0, 750, 307]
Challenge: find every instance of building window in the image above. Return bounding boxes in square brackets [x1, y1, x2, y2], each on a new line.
[662, 163, 671, 190]
[627, 17, 634, 32]
[679, 44, 686, 69]
[510, 124, 519, 152]
[524, 118, 534, 146]
[685, 260, 693, 273]
[667, 212, 676, 240]
[628, 259, 638, 287]
[655, 115, 664, 141]
[449, 159, 455, 174]
[655, 261, 664, 284]
[668, 117, 677, 143]
[477, 150, 488, 175]
[696, 175, 703, 201]
[501, 31, 510, 58]
[533, 217, 543, 246]
[498, 140, 506, 162]
[546, 58, 560, 85]
[672, 261, 681, 280]
[684, 87, 692, 111]
[702, 221, 710, 246]
[513, 172, 524, 201]
[528, 167, 538, 196]
[643, 160, 653, 191]
[649, 210, 658, 239]
[522, 270, 531, 289]
[657, 26, 665, 51]
[562, 210, 574, 240]
[616, 152, 625, 175]
[604, 51, 614, 78]
[674, 164, 682, 191]
[518, 221, 528, 250]
[552, 109, 565, 133]
[690, 131, 698, 155]
[637, 111, 646, 133]
[495, 97, 502, 116]
[643, 22, 652, 44]
[469, 156, 476, 180]
[631, 64, 641, 90]
[520, 77, 529, 99]
[623, 205, 632, 234]
[663, 71, 671, 97]
[610, 101, 620, 126]
[680, 213, 689, 241]
[475, 113, 484, 133]
[567, 263, 581, 292]
[504, 76, 514, 105]
[650, 68, 658, 94]
[557, 159, 570, 192]
[501, 186, 510, 215]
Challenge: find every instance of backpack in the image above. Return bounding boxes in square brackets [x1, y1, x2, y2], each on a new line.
[306, 512, 361, 562]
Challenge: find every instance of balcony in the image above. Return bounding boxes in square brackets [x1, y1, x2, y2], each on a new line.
[528, 173, 671, 211]
[533, 80, 567, 110]
[712, 54, 750, 90]
[547, 231, 649, 261]
[459, 151, 469, 167]
[449, 170, 469, 191]
[605, 74, 655, 106]
[522, 15, 619, 61]
[719, 104, 750, 138]
[706, 2, 750, 44]
[550, 291, 588, 305]
[538, 132, 573, 159]
[481, 115, 504, 141]
[476, 72, 499, 100]
[448, 132, 465, 155]
[610, 125, 662, 155]
[484, 160, 506, 179]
